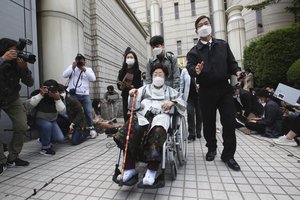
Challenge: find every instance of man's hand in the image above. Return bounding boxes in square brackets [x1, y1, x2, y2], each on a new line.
[48, 91, 61, 100]
[80, 66, 86, 72]
[129, 88, 137, 97]
[2, 50, 17, 61]
[17, 58, 28, 71]
[195, 61, 204, 75]
[39, 87, 48, 96]
[161, 100, 174, 110]
[72, 62, 77, 70]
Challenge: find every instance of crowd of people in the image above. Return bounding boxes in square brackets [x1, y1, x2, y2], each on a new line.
[233, 78, 300, 147]
[0, 15, 299, 188]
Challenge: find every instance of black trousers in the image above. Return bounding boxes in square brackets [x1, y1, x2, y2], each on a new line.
[199, 86, 236, 160]
[122, 93, 129, 122]
[187, 95, 202, 137]
[245, 121, 265, 134]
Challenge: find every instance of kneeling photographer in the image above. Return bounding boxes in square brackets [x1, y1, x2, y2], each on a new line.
[0, 38, 34, 174]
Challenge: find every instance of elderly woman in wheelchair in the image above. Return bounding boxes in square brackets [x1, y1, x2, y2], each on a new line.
[113, 63, 186, 188]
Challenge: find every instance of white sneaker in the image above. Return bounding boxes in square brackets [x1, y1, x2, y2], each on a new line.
[273, 135, 298, 147]
[143, 169, 157, 185]
[89, 129, 97, 139]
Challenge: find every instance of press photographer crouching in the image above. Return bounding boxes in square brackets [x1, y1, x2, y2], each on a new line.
[28, 80, 65, 156]
[0, 38, 34, 175]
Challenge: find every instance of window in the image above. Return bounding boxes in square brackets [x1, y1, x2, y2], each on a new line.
[193, 38, 198, 45]
[191, 0, 196, 16]
[256, 10, 264, 34]
[174, 3, 179, 19]
[177, 40, 182, 55]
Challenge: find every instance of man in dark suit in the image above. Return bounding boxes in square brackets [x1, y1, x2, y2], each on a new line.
[186, 15, 243, 171]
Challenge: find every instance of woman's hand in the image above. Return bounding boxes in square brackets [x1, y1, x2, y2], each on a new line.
[161, 100, 175, 110]
[129, 88, 137, 97]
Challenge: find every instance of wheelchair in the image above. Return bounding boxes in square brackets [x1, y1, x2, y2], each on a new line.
[112, 107, 188, 189]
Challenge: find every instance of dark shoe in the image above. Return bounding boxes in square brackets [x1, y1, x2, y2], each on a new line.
[222, 158, 241, 171]
[0, 163, 7, 175]
[7, 158, 29, 167]
[206, 151, 216, 161]
[40, 148, 56, 156]
[196, 133, 201, 138]
[188, 135, 195, 141]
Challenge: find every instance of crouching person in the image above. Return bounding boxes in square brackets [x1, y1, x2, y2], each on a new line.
[113, 63, 186, 187]
[65, 93, 91, 145]
[29, 79, 65, 156]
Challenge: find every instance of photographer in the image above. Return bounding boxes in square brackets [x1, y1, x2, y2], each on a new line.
[63, 53, 97, 138]
[28, 80, 65, 156]
[0, 38, 34, 174]
[104, 85, 119, 120]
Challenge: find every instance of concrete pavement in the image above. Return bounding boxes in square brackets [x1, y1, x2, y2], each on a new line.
[0, 125, 299, 200]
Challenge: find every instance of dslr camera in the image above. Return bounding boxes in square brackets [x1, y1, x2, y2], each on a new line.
[43, 85, 58, 93]
[16, 38, 36, 64]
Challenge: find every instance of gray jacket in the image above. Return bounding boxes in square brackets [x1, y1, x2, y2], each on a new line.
[145, 53, 180, 91]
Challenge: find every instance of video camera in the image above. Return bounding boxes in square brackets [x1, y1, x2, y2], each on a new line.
[16, 38, 36, 64]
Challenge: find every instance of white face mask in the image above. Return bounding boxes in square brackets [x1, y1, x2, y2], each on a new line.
[152, 76, 164, 87]
[60, 92, 66, 99]
[153, 47, 163, 57]
[259, 99, 266, 107]
[197, 25, 212, 38]
[126, 58, 135, 66]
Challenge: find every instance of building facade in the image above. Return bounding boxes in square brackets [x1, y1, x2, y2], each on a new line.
[0, 0, 147, 130]
[37, 0, 148, 99]
[125, 0, 295, 68]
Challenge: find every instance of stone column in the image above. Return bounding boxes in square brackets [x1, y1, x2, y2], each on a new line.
[226, 5, 246, 85]
[150, 0, 161, 36]
[38, 0, 84, 84]
[212, 0, 226, 40]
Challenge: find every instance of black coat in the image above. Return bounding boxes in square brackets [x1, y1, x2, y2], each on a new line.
[117, 68, 142, 97]
[257, 99, 283, 137]
[186, 37, 241, 89]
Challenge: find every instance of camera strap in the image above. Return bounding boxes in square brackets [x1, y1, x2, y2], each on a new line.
[66, 70, 83, 92]
[73, 71, 83, 92]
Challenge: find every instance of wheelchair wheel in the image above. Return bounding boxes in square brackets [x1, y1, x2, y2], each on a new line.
[170, 160, 177, 180]
[176, 117, 188, 166]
